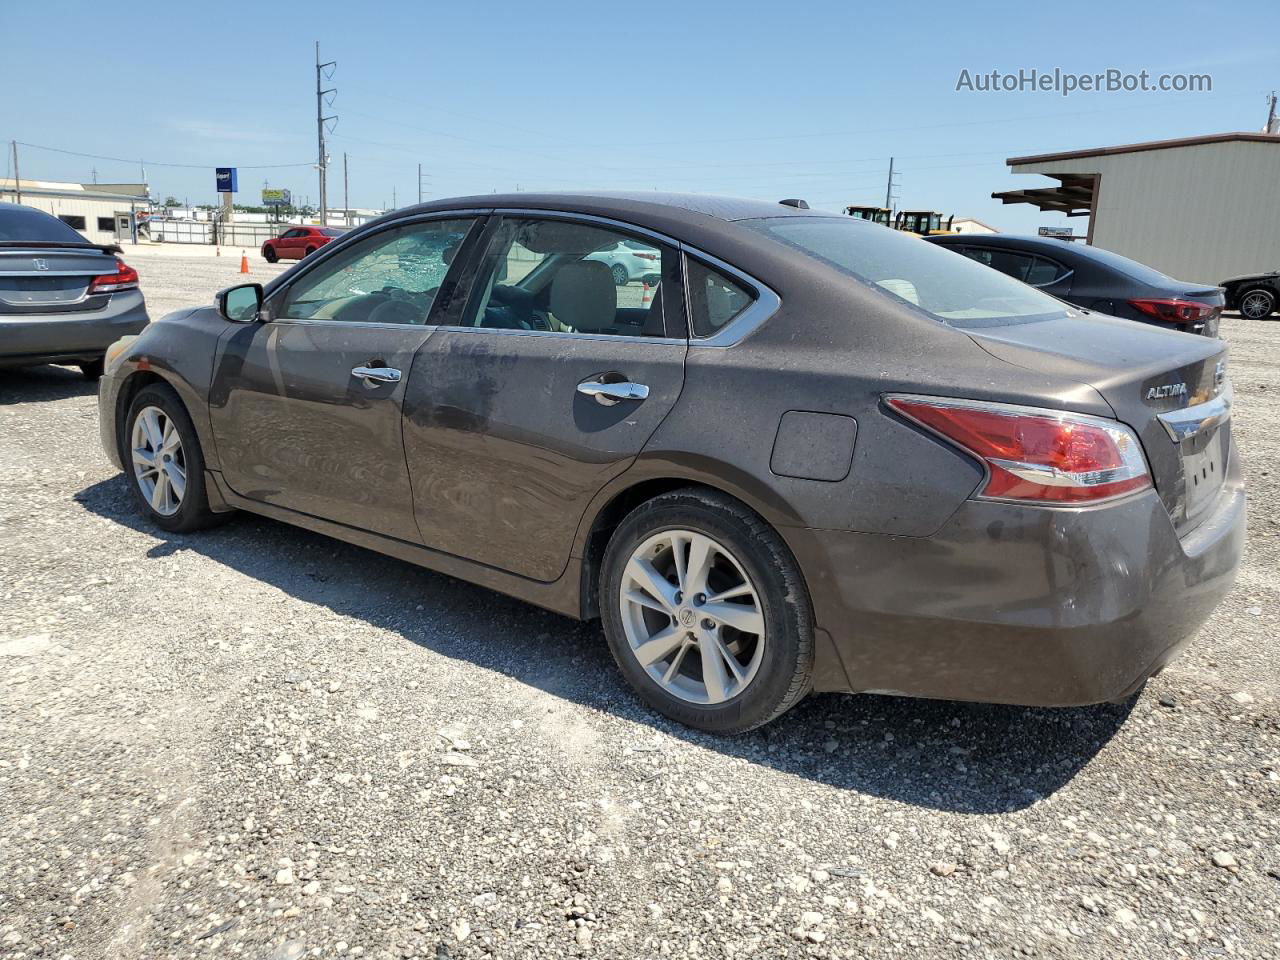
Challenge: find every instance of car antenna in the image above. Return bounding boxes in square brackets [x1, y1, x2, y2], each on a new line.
[779, 198, 809, 209]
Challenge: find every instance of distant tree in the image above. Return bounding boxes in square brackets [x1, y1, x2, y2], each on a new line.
[162, 196, 180, 207]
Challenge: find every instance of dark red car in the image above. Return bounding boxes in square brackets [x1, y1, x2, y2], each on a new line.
[261, 226, 345, 263]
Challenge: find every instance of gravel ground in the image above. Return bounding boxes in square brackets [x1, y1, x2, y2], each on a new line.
[1, 252, 1277, 959]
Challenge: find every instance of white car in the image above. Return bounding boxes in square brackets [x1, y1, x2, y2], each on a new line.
[586, 238, 662, 286]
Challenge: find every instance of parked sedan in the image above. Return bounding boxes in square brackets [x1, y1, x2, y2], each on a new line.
[586, 238, 663, 286]
[1, 203, 149, 379]
[1219, 269, 1278, 320]
[98, 193, 1244, 733]
[261, 225, 344, 263]
[927, 233, 1225, 337]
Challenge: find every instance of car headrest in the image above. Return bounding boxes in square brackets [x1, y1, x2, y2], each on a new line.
[551, 260, 617, 332]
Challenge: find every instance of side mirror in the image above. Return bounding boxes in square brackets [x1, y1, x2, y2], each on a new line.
[216, 283, 263, 323]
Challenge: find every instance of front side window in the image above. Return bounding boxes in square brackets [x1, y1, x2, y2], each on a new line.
[686, 259, 755, 337]
[745, 217, 1069, 328]
[460, 218, 671, 337]
[275, 218, 475, 325]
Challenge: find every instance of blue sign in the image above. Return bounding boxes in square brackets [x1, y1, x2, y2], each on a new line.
[215, 167, 238, 193]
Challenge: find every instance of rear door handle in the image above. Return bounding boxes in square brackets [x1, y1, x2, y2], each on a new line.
[352, 366, 402, 384]
[576, 379, 650, 406]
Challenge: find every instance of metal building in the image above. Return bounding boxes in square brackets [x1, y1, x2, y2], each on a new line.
[0, 178, 150, 245]
[992, 132, 1280, 285]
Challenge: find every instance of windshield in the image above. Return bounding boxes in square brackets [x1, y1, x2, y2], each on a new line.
[744, 217, 1069, 328]
[0, 205, 89, 244]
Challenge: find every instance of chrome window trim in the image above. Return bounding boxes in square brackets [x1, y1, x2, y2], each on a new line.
[1157, 383, 1233, 443]
[680, 248, 781, 348]
[427, 324, 684, 346]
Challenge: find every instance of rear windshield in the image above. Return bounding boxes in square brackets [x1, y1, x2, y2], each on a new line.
[0, 205, 88, 244]
[321, 228, 345, 237]
[1075, 242, 1176, 285]
[743, 217, 1069, 328]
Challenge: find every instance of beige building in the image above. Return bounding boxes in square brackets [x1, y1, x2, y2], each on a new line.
[993, 132, 1280, 285]
[948, 217, 998, 235]
[0, 178, 150, 245]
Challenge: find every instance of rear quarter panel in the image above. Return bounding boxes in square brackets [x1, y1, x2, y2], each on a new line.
[610, 259, 1112, 540]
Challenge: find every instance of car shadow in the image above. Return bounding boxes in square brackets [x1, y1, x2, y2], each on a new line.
[0, 365, 99, 405]
[74, 476, 1135, 815]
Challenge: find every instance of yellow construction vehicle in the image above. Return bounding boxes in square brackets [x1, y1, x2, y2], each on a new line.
[843, 205, 893, 226]
[894, 211, 955, 235]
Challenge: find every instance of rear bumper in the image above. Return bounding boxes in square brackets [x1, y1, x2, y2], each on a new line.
[788, 454, 1246, 706]
[0, 291, 149, 367]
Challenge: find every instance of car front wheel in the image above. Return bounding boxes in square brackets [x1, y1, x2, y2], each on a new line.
[263, 247, 278, 263]
[601, 488, 814, 733]
[124, 383, 221, 533]
[611, 264, 628, 287]
[1240, 288, 1276, 320]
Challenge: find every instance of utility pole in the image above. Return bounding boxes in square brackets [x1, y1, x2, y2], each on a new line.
[1267, 91, 1278, 134]
[392, 185, 396, 210]
[343, 152, 350, 227]
[315, 42, 337, 226]
[11, 141, 21, 202]
[417, 163, 422, 204]
[884, 156, 898, 211]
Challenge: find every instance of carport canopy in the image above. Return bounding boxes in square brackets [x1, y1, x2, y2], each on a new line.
[992, 173, 1095, 217]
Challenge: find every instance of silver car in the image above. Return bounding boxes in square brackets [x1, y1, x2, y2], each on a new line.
[0, 204, 149, 379]
[586, 238, 663, 286]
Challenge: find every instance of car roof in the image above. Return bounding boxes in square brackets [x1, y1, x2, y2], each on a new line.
[400, 191, 841, 226]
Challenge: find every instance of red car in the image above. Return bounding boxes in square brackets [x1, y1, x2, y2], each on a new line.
[261, 225, 345, 263]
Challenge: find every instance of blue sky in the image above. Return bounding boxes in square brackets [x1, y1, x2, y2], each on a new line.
[3, 0, 1274, 232]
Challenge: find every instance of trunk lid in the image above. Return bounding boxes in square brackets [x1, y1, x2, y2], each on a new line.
[966, 312, 1230, 535]
[0, 247, 116, 314]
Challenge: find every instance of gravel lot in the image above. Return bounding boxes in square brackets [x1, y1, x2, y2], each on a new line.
[2, 250, 1277, 959]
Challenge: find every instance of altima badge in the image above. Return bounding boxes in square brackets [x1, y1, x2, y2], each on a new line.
[1146, 382, 1188, 400]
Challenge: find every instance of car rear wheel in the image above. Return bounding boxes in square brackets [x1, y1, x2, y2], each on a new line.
[611, 264, 628, 287]
[124, 383, 221, 533]
[263, 247, 278, 263]
[304, 245, 317, 257]
[1240, 288, 1276, 320]
[600, 488, 814, 734]
[78, 358, 104, 380]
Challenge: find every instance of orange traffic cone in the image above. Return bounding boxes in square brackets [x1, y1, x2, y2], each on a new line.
[239, 251, 249, 274]
[641, 281, 651, 306]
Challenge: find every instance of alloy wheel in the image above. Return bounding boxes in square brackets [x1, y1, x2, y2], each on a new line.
[131, 405, 187, 517]
[618, 529, 765, 705]
[1241, 291, 1273, 319]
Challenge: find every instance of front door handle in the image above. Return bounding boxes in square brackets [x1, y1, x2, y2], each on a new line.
[576, 379, 649, 406]
[352, 365, 402, 384]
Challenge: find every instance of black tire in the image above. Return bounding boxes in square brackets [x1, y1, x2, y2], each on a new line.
[304, 246, 317, 257]
[263, 247, 278, 263]
[611, 263, 628, 287]
[1239, 287, 1276, 320]
[600, 488, 814, 734]
[79, 358, 104, 380]
[123, 383, 221, 533]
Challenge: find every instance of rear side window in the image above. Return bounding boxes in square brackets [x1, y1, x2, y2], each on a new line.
[687, 259, 755, 337]
[746, 218, 1069, 328]
[1025, 256, 1066, 286]
[0, 205, 89, 243]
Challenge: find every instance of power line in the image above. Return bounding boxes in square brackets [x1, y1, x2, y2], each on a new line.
[13, 140, 313, 170]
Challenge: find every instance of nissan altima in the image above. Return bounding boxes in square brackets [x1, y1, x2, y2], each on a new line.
[97, 193, 1245, 733]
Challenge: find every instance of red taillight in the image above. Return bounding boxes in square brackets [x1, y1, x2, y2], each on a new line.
[633, 251, 658, 260]
[885, 396, 1152, 504]
[88, 259, 139, 294]
[1129, 298, 1211, 325]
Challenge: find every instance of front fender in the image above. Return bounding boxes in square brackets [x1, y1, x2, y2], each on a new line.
[99, 307, 227, 471]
